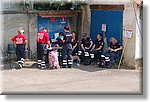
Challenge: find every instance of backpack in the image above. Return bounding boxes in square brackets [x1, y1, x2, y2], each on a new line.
[83, 58, 91, 65]
[48, 50, 60, 69]
[100, 55, 111, 68]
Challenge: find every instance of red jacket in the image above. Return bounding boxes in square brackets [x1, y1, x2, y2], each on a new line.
[36, 30, 49, 43]
[11, 34, 27, 44]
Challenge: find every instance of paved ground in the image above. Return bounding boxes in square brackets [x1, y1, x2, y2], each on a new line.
[0, 61, 142, 95]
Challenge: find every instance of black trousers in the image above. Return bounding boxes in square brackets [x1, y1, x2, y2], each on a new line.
[62, 44, 73, 60]
[16, 44, 25, 61]
[37, 42, 47, 62]
[72, 46, 78, 56]
[80, 48, 91, 62]
[62, 44, 73, 67]
[94, 50, 102, 61]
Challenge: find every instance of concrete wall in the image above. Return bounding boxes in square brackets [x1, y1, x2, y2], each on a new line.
[1, 14, 28, 51]
[1, 13, 38, 57]
[80, 5, 91, 36]
[121, 1, 142, 69]
[135, 5, 143, 69]
[28, 13, 38, 57]
[122, 2, 136, 68]
[90, 0, 138, 4]
[1, 0, 24, 11]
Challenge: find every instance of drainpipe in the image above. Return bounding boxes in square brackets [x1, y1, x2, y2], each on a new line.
[80, 5, 90, 36]
[80, 5, 85, 38]
[27, 11, 30, 59]
[25, 0, 30, 59]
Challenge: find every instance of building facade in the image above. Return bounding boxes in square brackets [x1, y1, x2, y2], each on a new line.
[0, 0, 143, 69]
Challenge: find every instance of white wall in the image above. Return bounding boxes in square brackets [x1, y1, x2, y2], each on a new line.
[122, 2, 136, 67]
[90, 0, 130, 4]
[135, 7, 142, 59]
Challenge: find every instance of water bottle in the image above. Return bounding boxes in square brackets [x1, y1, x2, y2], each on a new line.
[77, 63, 80, 66]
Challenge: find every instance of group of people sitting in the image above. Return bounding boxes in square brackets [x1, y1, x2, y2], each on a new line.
[55, 31, 123, 67]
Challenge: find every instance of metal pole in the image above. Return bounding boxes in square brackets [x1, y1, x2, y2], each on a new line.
[31, 0, 34, 10]
[103, 31, 108, 53]
[23, 0, 26, 10]
[118, 38, 128, 69]
[26, 0, 30, 59]
[27, 12, 30, 59]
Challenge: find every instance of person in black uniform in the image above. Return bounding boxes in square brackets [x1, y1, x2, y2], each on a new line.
[71, 31, 78, 56]
[91, 33, 104, 66]
[62, 26, 73, 68]
[80, 33, 93, 62]
[107, 37, 123, 66]
[56, 32, 64, 47]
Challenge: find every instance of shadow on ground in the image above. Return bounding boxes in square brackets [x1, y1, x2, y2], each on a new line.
[1, 61, 120, 72]
[73, 64, 107, 72]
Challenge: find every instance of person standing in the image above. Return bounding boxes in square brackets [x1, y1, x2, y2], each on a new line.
[36, 28, 51, 69]
[62, 26, 73, 68]
[11, 29, 28, 69]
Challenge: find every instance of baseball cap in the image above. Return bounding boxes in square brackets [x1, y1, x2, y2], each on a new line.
[20, 30, 24, 33]
[83, 33, 87, 37]
[53, 44, 59, 50]
[64, 26, 70, 30]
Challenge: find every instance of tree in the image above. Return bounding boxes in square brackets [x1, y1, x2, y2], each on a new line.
[18, 0, 87, 11]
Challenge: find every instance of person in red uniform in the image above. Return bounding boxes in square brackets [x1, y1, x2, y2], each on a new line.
[11, 29, 28, 69]
[37, 28, 51, 69]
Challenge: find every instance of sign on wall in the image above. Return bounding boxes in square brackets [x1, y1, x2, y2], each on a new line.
[61, 17, 66, 23]
[124, 29, 133, 38]
[50, 17, 57, 22]
[102, 24, 107, 32]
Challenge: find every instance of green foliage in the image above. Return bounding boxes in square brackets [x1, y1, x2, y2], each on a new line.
[17, 1, 30, 10]
[17, 1, 87, 11]
[33, 2, 72, 10]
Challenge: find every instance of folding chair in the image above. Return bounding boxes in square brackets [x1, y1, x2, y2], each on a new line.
[0, 46, 12, 69]
[6, 44, 16, 69]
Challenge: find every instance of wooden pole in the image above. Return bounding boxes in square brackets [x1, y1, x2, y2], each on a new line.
[118, 38, 128, 69]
